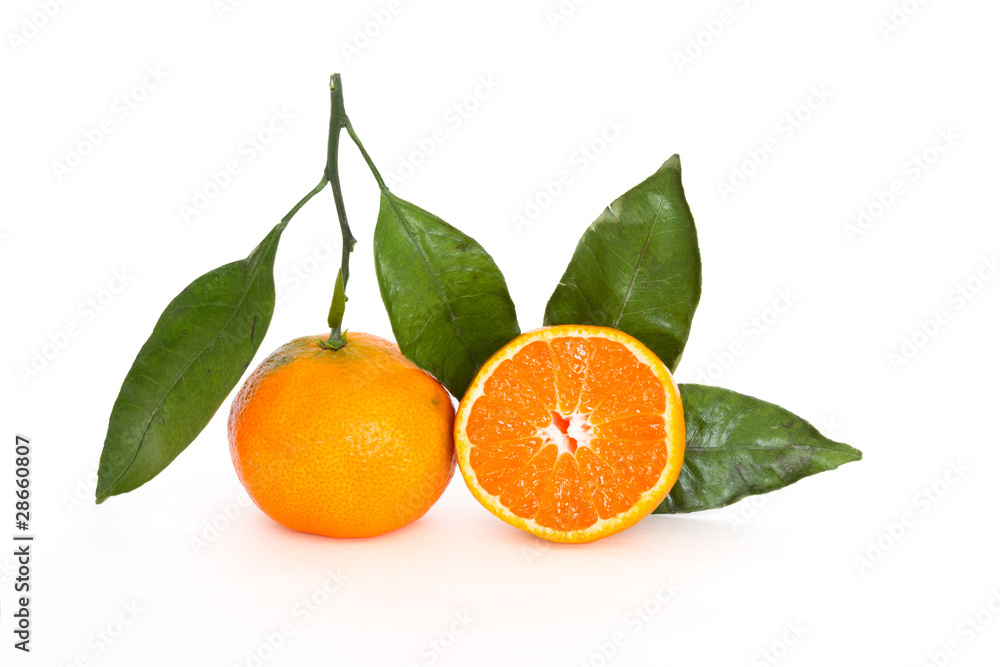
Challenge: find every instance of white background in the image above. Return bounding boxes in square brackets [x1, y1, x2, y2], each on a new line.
[2, 0, 999, 665]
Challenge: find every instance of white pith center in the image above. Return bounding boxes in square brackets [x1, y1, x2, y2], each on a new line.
[539, 411, 594, 455]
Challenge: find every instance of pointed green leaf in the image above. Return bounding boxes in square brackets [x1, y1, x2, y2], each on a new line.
[327, 268, 347, 331]
[655, 384, 862, 513]
[374, 190, 520, 397]
[96, 222, 287, 503]
[544, 155, 701, 371]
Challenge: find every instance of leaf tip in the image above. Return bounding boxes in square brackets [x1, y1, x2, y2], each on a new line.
[94, 483, 111, 504]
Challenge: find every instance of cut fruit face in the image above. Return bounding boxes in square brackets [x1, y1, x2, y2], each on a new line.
[455, 325, 685, 543]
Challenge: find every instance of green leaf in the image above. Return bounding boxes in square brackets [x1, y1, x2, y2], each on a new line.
[96, 222, 287, 503]
[655, 384, 862, 513]
[374, 190, 520, 397]
[327, 268, 347, 332]
[543, 155, 701, 372]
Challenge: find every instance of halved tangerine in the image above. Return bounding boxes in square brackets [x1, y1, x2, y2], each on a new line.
[455, 325, 685, 543]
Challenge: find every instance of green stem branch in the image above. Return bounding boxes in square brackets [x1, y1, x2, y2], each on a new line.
[281, 178, 328, 224]
[321, 74, 354, 350]
[345, 120, 387, 191]
[319, 73, 389, 350]
[325, 75, 357, 289]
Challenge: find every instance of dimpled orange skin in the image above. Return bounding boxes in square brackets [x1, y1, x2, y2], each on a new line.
[228, 332, 456, 538]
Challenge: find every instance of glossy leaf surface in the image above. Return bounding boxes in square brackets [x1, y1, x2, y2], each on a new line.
[96, 222, 286, 503]
[374, 190, 520, 397]
[544, 155, 701, 371]
[656, 384, 862, 513]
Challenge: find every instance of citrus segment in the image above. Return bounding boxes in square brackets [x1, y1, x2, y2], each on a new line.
[468, 437, 541, 496]
[534, 453, 599, 531]
[455, 325, 685, 543]
[581, 337, 645, 411]
[549, 337, 588, 413]
[466, 396, 536, 444]
[498, 444, 558, 518]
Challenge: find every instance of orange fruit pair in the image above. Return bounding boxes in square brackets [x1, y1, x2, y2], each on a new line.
[229, 325, 683, 543]
[228, 332, 455, 538]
